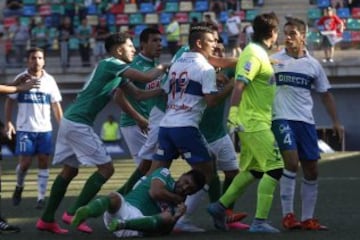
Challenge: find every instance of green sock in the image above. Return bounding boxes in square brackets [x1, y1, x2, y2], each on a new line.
[42, 175, 71, 222]
[116, 168, 143, 195]
[67, 172, 107, 215]
[219, 171, 255, 207]
[86, 196, 111, 217]
[223, 176, 235, 209]
[255, 174, 278, 219]
[208, 173, 221, 203]
[124, 215, 163, 232]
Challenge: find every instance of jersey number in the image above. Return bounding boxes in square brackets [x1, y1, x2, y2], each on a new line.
[170, 71, 189, 99]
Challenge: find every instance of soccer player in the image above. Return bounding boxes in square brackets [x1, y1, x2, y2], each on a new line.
[0, 77, 40, 233]
[208, 12, 283, 233]
[35, 32, 168, 235]
[71, 168, 206, 237]
[5, 47, 63, 209]
[271, 17, 343, 231]
[116, 28, 163, 194]
[147, 23, 234, 230]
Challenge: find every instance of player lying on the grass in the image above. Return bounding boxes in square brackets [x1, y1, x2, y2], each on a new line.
[71, 168, 206, 237]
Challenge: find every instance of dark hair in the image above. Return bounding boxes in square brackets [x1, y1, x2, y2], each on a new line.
[252, 12, 279, 43]
[105, 32, 132, 53]
[188, 22, 214, 48]
[284, 17, 307, 34]
[27, 47, 45, 59]
[184, 169, 206, 191]
[140, 28, 161, 43]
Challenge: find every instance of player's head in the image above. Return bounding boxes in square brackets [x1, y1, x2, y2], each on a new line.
[214, 36, 225, 58]
[26, 47, 45, 73]
[189, 22, 217, 58]
[105, 32, 136, 63]
[175, 169, 206, 196]
[252, 12, 279, 48]
[139, 28, 162, 59]
[283, 17, 307, 52]
[324, 6, 334, 16]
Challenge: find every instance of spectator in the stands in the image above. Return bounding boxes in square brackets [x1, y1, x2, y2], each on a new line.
[8, 17, 29, 67]
[331, 0, 345, 8]
[31, 19, 49, 51]
[58, 16, 74, 68]
[165, 15, 180, 56]
[76, 18, 92, 67]
[210, 0, 224, 17]
[3, 0, 23, 17]
[93, 18, 110, 62]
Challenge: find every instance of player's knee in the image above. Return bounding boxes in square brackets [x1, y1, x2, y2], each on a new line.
[250, 170, 264, 179]
[266, 168, 283, 180]
[108, 192, 122, 213]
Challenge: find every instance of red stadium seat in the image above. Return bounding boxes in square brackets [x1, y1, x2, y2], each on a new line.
[351, 7, 360, 18]
[175, 12, 189, 23]
[115, 14, 129, 25]
[39, 4, 51, 16]
[351, 31, 360, 42]
[3, 17, 17, 28]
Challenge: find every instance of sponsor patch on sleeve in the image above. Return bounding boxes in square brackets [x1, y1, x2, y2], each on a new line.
[244, 61, 252, 72]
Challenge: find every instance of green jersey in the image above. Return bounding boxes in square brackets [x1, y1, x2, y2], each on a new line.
[125, 168, 176, 216]
[234, 43, 275, 132]
[199, 68, 235, 143]
[119, 54, 158, 127]
[64, 57, 129, 125]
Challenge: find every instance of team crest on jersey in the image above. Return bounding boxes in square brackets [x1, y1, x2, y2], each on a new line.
[244, 61, 252, 72]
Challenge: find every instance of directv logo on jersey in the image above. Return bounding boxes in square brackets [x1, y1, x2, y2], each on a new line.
[275, 72, 313, 89]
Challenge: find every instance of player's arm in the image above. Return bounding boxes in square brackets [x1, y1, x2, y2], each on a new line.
[121, 81, 164, 101]
[113, 87, 148, 133]
[228, 78, 247, 126]
[320, 91, 344, 142]
[122, 64, 169, 83]
[51, 102, 63, 124]
[208, 55, 237, 69]
[149, 178, 184, 205]
[204, 78, 234, 107]
[4, 97, 16, 140]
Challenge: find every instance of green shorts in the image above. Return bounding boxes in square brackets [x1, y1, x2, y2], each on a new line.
[238, 129, 283, 172]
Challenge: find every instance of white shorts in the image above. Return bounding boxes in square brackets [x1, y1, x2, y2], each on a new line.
[103, 192, 144, 238]
[120, 125, 147, 165]
[138, 107, 164, 160]
[52, 118, 112, 168]
[208, 135, 238, 171]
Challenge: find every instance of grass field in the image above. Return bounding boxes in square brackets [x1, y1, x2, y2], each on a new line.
[1, 152, 360, 239]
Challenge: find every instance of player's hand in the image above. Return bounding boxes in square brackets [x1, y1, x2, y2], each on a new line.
[17, 78, 41, 92]
[136, 117, 149, 134]
[333, 121, 344, 144]
[174, 202, 186, 219]
[5, 122, 16, 140]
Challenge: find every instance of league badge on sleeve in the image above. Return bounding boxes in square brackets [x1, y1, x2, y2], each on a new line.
[244, 61, 252, 73]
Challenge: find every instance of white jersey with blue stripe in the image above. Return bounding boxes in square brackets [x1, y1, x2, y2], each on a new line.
[271, 50, 330, 124]
[8, 70, 62, 132]
[160, 52, 217, 128]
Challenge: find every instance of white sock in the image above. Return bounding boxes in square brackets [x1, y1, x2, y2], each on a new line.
[178, 185, 209, 223]
[37, 169, 49, 201]
[16, 164, 27, 187]
[280, 169, 297, 217]
[301, 178, 318, 221]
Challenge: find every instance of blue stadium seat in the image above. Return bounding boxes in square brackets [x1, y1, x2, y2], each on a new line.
[87, 4, 98, 15]
[129, 13, 143, 25]
[317, 0, 330, 8]
[347, 18, 360, 30]
[164, 2, 179, 12]
[44, 16, 52, 27]
[195, 1, 209, 12]
[219, 11, 228, 23]
[106, 13, 116, 25]
[307, 8, 322, 19]
[160, 12, 173, 24]
[341, 30, 352, 42]
[22, 5, 37, 17]
[337, 8, 351, 19]
[245, 9, 259, 21]
[134, 25, 147, 35]
[139, 2, 155, 13]
[189, 12, 202, 23]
